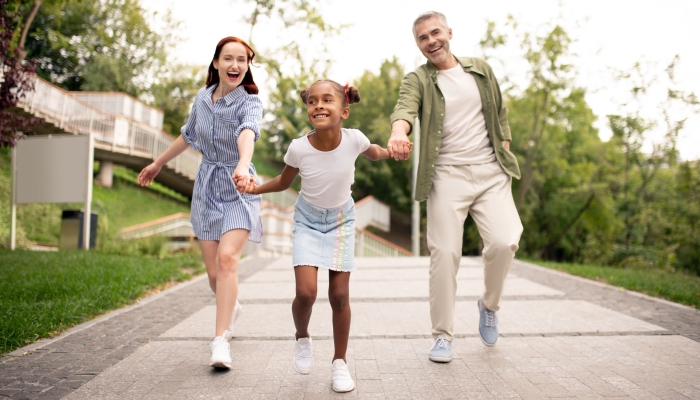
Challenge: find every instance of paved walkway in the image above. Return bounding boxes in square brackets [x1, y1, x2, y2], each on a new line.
[2, 257, 700, 399]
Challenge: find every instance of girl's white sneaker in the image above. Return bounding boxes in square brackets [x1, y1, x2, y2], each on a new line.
[209, 333, 232, 369]
[292, 337, 313, 374]
[331, 359, 355, 393]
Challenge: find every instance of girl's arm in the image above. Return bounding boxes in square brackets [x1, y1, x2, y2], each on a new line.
[361, 144, 391, 161]
[251, 165, 300, 195]
[137, 136, 190, 186]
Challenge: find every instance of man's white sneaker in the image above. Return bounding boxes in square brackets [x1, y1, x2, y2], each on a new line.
[227, 300, 242, 338]
[331, 359, 355, 393]
[209, 334, 231, 369]
[292, 337, 313, 374]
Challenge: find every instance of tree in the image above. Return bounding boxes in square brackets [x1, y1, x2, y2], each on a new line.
[148, 65, 206, 136]
[0, 0, 43, 147]
[24, 0, 179, 98]
[344, 57, 413, 210]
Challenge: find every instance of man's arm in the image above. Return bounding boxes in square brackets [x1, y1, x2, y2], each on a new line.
[388, 72, 422, 160]
[491, 65, 512, 149]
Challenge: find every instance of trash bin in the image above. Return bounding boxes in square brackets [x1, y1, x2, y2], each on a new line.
[59, 210, 98, 250]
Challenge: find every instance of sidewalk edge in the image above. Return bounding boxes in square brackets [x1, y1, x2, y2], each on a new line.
[513, 259, 699, 313]
[1, 273, 208, 363]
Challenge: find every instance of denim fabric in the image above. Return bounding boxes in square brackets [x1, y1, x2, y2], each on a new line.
[292, 196, 356, 272]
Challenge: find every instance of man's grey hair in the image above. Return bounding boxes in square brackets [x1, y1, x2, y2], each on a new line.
[412, 11, 450, 38]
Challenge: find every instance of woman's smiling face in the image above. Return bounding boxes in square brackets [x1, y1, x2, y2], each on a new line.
[305, 82, 349, 129]
[213, 42, 249, 90]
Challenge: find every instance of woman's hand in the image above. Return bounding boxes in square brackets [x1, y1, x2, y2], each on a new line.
[233, 164, 254, 193]
[138, 163, 162, 186]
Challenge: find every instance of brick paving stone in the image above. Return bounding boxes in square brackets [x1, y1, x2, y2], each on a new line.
[5, 256, 700, 399]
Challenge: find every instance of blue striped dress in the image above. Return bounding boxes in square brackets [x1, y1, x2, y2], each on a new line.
[181, 84, 263, 242]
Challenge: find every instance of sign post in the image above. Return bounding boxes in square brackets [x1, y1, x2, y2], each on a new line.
[10, 134, 94, 250]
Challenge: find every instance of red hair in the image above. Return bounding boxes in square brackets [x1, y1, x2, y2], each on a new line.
[206, 37, 259, 95]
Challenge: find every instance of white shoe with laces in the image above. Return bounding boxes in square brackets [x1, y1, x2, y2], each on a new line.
[292, 337, 313, 374]
[209, 332, 232, 369]
[227, 300, 242, 338]
[331, 359, 355, 393]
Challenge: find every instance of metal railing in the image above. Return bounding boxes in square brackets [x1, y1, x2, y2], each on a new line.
[71, 92, 164, 130]
[17, 76, 201, 181]
[355, 227, 412, 257]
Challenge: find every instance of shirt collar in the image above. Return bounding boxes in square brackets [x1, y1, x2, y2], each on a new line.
[207, 83, 247, 105]
[426, 56, 485, 77]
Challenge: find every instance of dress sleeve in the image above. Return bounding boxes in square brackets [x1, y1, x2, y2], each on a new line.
[180, 93, 200, 151]
[235, 95, 263, 142]
[283, 140, 298, 168]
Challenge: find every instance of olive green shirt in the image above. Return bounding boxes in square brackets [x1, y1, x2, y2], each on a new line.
[390, 56, 521, 202]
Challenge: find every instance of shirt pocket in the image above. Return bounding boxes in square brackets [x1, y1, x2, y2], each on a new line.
[219, 117, 239, 133]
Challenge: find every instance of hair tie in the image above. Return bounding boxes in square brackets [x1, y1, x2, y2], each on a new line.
[343, 83, 350, 103]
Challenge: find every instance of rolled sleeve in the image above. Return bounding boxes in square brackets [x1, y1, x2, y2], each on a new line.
[235, 95, 263, 142]
[491, 67, 512, 141]
[389, 72, 422, 135]
[180, 96, 199, 151]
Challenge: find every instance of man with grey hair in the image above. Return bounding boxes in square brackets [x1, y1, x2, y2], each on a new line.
[388, 11, 523, 362]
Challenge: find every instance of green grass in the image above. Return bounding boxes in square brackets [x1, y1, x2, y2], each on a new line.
[529, 260, 700, 309]
[0, 250, 204, 355]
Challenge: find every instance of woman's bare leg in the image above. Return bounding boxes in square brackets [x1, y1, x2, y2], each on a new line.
[199, 240, 219, 293]
[214, 229, 249, 337]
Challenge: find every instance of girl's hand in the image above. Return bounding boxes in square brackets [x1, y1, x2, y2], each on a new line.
[138, 163, 162, 186]
[233, 164, 252, 192]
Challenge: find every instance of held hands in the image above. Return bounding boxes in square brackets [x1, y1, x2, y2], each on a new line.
[233, 164, 257, 194]
[137, 163, 162, 186]
[387, 131, 413, 161]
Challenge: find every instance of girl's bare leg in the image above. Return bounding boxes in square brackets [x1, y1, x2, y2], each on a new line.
[328, 270, 351, 362]
[214, 229, 249, 337]
[293, 266, 318, 339]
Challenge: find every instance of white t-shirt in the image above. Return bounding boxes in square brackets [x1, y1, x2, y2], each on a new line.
[436, 65, 496, 165]
[284, 128, 371, 209]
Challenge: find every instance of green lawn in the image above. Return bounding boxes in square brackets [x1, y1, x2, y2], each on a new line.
[0, 250, 204, 355]
[530, 260, 700, 309]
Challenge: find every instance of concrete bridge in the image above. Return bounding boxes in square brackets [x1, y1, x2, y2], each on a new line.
[14, 76, 200, 197]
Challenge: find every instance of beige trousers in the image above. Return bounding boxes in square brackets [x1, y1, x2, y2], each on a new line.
[427, 161, 523, 341]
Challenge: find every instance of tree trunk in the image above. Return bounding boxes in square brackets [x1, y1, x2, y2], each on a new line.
[16, 0, 42, 65]
[539, 193, 595, 258]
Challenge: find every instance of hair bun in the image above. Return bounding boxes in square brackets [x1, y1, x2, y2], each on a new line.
[300, 88, 310, 104]
[346, 85, 360, 104]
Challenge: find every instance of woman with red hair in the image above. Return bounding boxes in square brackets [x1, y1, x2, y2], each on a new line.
[138, 37, 263, 369]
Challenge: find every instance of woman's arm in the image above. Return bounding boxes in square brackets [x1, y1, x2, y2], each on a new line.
[137, 136, 190, 186]
[251, 165, 300, 195]
[232, 128, 256, 192]
[361, 144, 391, 161]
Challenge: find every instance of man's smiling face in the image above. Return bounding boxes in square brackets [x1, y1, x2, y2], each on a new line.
[414, 16, 453, 69]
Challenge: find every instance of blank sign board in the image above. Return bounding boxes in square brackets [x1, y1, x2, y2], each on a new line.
[15, 135, 90, 204]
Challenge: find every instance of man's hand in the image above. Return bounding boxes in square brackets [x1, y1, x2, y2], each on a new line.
[388, 120, 413, 160]
[503, 141, 510, 151]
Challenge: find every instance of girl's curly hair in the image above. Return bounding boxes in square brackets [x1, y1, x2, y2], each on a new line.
[300, 80, 360, 107]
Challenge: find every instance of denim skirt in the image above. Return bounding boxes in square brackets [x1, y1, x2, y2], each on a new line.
[292, 195, 356, 272]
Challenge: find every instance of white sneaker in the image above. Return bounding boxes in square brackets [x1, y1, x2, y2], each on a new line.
[292, 337, 313, 374]
[209, 334, 231, 369]
[331, 359, 355, 393]
[227, 300, 242, 337]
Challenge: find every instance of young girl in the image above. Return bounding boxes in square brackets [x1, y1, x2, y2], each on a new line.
[137, 37, 262, 369]
[247, 80, 392, 392]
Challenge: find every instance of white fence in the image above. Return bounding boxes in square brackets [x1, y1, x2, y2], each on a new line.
[71, 92, 164, 130]
[354, 195, 391, 232]
[17, 76, 201, 181]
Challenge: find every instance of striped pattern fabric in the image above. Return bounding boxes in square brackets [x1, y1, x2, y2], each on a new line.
[181, 85, 263, 242]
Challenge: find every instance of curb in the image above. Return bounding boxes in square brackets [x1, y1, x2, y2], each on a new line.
[513, 259, 699, 313]
[1, 273, 208, 363]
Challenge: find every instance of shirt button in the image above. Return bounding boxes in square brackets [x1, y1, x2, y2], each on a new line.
[217, 192, 220, 196]
[438, 131, 441, 134]
[440, 114, 444, 116]
[431, 164, 435, 168]
[441, 97, 444, 100]
[435, 147, 439, 150]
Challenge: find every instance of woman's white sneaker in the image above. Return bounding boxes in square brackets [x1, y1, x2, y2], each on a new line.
[209, 333, 231, 369]
[227, 300, 243, 338]
[331, 359, 355, 393]
[292, 337, 313, 374]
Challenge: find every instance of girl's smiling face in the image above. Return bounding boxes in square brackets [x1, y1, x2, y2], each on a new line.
[305, 82, 349, 130]
[213, 42, 249, 91]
